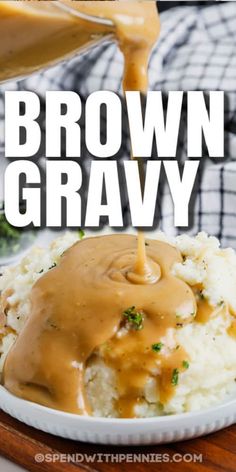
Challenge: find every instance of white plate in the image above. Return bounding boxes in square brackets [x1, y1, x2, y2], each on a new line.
[0, 386, 236, 445]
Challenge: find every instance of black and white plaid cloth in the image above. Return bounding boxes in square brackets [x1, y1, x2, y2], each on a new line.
[0, 1, 236, 247]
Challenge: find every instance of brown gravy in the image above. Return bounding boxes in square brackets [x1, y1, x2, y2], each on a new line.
[0, 1, 196, 417]
[195, 298, 213, 324]
[0, 1, 160, 89]
[3, 235, 196, 416]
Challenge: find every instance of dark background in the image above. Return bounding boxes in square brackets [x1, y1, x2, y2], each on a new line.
[158, 1, 222, 12]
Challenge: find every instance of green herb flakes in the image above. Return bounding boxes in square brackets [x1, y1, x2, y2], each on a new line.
[152, 342, 163, 353]
[49, 262, 56, 270]
[78, 229, 85, 240]
[171, 368, 179, 386]
[123, 306, 144, 331]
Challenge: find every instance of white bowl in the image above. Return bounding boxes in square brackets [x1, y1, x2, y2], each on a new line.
[0, 386, 235, 445]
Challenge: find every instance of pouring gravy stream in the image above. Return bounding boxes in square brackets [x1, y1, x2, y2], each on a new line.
[3, 1, 198, 417]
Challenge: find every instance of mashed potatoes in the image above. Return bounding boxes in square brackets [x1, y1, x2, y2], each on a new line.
[1, 231, 236, 417]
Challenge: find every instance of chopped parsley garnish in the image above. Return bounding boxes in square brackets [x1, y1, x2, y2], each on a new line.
[49, 262, 56, 270]
[182, 360, 189, 370]
[171, 368, 179, 386]
[78, 229, 85, 240]
[123, 306, 144, 331]
[152, 342, 163, 353]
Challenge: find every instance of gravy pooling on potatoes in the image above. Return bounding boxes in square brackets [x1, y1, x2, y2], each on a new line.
[3, 235, 196, 417]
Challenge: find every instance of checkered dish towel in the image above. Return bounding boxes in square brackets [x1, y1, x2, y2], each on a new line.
[0, 2, 236, 247]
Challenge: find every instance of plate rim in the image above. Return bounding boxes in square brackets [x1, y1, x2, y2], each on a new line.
[0, 385, 236, 426]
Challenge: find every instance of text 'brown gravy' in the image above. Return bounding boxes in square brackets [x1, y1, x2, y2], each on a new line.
[0, 1, 198, 417]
